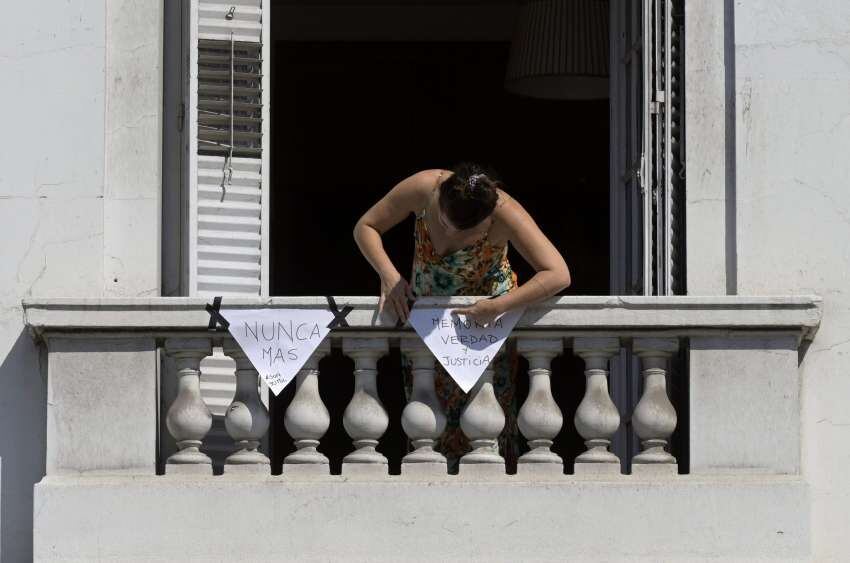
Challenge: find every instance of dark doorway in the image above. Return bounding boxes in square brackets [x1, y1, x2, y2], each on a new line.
[268, 38, 609, 474]
[270, 41, 609, 296]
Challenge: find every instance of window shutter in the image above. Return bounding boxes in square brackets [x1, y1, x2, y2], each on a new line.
[640, 0, 689, 471]
[183, 0, 271, 467]
[643, 0, 685, 296]
[609, 0, 645, 296]
[608, 0, 687, 473]
[188, 0, 270, 299]
[608, 0, 646, 472]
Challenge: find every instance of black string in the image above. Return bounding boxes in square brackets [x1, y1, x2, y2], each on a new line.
[208, 296, 357, 331]
[326, 296, 353, 328]
[205, 296, 230, 331]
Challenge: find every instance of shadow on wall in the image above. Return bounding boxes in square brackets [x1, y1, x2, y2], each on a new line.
[0, 328, 47, 563]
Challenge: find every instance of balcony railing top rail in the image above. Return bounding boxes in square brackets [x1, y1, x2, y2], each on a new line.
[23, 295, 822, 342]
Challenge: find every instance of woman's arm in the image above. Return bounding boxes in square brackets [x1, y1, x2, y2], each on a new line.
[452, 192, 571, 325]
[353, 169, 439, 322]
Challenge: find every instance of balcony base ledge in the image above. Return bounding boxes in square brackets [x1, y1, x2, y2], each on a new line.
[35, 474, 810, 562]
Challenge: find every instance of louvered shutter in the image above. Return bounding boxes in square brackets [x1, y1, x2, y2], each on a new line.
[608, 0, 687, 472]
[609, 0, 645, 296]
[643, 0, 685, 296]
[608, 0, 645, 471]
[639, 0, 688, 469]
[188, 0, 270, 298]
[610, 0, 685, 297]
[185, 0, 271, 467]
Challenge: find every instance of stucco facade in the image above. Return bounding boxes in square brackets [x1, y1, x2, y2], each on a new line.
[1, 0, 849, 561]
[0, 1, 163, 559]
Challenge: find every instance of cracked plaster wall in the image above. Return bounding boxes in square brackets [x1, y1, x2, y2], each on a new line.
[733, 2, 850, 559]
[0, 1, 162, 560]
[688, 0, 850, 558]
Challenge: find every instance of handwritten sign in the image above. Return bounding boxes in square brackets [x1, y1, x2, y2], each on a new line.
[408, 307, 524, 393]
[220, 308, 335, 396]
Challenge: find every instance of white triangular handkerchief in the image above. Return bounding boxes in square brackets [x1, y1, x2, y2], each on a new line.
[408, 307, 524, 393]
[220, 308, 335, 396]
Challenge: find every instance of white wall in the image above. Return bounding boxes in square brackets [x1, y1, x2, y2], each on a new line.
[685, 0, 736, 295]
[731, 1, 850, 559]
[0, 1, 162, 560]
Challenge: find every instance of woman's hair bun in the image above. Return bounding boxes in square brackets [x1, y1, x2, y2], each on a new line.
[438, 162, 502, 230]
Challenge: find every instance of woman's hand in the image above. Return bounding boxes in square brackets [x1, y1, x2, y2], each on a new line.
[451, 298, 504, 327]
[379, 271, 415, 323]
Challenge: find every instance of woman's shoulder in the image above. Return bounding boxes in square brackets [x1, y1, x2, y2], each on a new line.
[489, 188, 526, 240]
[387, 169, 445, 214]
[492, 188, 520, 221]
[413, 169, 450, 208]
[408, 169, 448, 194]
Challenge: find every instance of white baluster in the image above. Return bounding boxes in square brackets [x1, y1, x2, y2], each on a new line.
[632, 338, 679, 474]
[222, 340, 270, 473]
[165, 338, 213, 474]
[573, 337, 622, 474]
[401, 339, 447, 474]
[517, 338, 564, 475]
[460, 361, 505, 474]
[342, 338, 389, 474]
[284, 342, 331, 474]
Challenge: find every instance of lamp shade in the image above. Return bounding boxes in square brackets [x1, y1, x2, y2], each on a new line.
[505, 0, 610, 100]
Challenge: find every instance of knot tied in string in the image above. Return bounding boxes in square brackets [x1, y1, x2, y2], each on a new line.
[325, 296, 353, 329]
[206, 296, 230, 331]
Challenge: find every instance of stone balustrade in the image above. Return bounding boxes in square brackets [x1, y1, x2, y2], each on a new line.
[24, 295, 821, 478]
[25, 295, 823, 562]
[155, 333, 688, 476]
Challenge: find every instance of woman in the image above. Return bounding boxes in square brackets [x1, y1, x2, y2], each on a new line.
[353, 162, 571, 470]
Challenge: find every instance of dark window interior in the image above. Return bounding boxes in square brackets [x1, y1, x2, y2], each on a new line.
[268, 39, 610, 474]
[270, 41, 609, 297]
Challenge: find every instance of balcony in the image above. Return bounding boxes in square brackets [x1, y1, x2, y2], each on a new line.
[25, 295, 821, 561]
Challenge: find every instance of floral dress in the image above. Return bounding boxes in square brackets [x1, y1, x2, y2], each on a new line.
[404, 207, 521, 472]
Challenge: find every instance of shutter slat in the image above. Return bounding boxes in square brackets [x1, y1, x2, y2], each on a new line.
[197, 0, 263, 43]
[198, 276, 261, 292]
[201, 357, 238, 370]
[197, 143, 261, 158]
[198, 173, 260, 187]
[198, 128, 263, 142]
[198, 229, 261, 244]
[199, 6, 261, 21]
[197, 99, 261, 112]
[198, 215, 261, 231]
[198, 154, 261, 170]
[198, 201, 262, 218]
[199, 349, 236, 418]
[198, 30, 261, 43]
[198, 68, 262, 80]
[198, 259, 261, 274]
[199, 188, 260, 203]
[198, 247, 262, 263]
[198, 84, 261, 97]
[199, 54, 262, 65]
